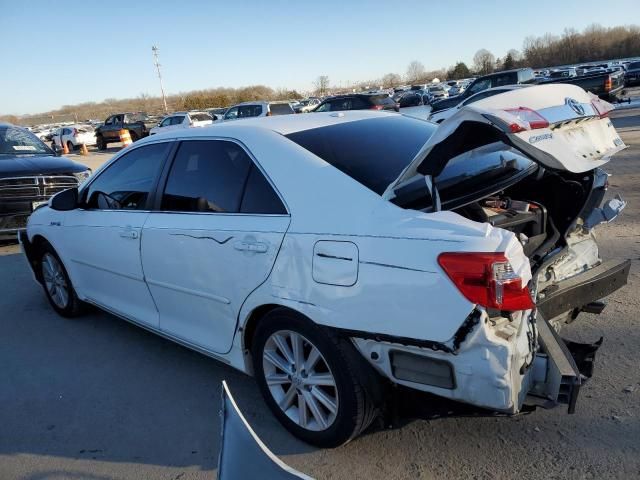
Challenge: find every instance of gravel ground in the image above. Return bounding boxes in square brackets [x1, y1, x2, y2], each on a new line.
[1, 110, 639, 480]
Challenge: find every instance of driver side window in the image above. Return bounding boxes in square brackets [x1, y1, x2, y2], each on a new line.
[83, 142, 171, 210]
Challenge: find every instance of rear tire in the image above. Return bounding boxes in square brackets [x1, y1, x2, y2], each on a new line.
[40, 243, 85, 318]
[129, 131, 138, 142]
[96, 136, 106, 150]
[252, 308, 379, 447]
[67, 141, 75, 153]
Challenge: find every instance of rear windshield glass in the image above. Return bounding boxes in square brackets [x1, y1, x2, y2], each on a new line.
[628, 62, 640, 70]
[269, 103, 294, 115]
[285, 116, 436, 195]
[370, 95, 395, 105]
[0, 126, 52, 155]
[190, 113, 212, 122]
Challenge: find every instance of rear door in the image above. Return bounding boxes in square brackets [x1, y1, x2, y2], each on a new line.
[141, 139, 290, 354]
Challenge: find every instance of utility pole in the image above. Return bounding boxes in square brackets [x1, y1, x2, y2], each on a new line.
[152, 45, 168, 113]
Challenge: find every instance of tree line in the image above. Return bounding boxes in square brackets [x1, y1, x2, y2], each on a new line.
[3, 24, 638, 125]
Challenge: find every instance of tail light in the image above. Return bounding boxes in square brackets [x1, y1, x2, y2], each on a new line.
[266, 111, 272, 116]
[503, 107, 549, 133]
[370, 105, 384, 110]
[604, 75, 612, 92]
[438, 252, 535, 311]
[591, 97, 613, 118]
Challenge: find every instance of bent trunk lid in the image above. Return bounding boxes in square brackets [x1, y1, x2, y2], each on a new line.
[385, 84, 626, 200]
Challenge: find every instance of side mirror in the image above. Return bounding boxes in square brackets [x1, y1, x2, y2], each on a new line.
[50, 188, 79, 211]
[52, 143, 62, 156]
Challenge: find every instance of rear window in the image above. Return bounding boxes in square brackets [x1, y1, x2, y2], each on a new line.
[285, 116, 436, 195]
[238, 105, 263, 118]
[628, 62, 640, 70]
[190, 113, 212, 122]
[269, 103, 294, 115]
[370, 95, 395, 106]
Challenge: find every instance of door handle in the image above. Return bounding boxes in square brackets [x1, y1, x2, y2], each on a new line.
[234, 241, 268, 253]
[119, 228, 139, 239]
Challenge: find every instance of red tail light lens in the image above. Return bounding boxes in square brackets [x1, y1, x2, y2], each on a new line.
[370, 105, 384, 110]
[503, 107, 549, 132]
[438, 252, 535, 312]
[604, 75, 612, 92]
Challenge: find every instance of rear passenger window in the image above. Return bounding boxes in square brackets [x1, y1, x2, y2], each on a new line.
[240, 165, 286, 214]
[161, 140, 251, 213]
[238, 105, 262, 118]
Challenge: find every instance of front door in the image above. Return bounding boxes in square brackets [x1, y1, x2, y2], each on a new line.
[141, 139, 290, 353]
[60, 141, 173, 328]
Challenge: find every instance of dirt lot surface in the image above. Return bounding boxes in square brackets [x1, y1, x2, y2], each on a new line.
[1, 110, 639, 479]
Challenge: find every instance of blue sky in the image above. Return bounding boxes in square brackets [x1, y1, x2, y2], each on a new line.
[1, 0, 638, 115]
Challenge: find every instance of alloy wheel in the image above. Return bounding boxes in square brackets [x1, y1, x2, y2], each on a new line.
[262, 330, 339, 431]
[42, 253, 69, 309]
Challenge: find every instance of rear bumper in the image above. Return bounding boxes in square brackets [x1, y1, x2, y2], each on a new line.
[537, 259, 631, 320]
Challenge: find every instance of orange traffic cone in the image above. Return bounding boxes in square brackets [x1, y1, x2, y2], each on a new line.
[80, 143, 89, 156]
[62, 141, 69, 155]
[119, 129, 132, 149]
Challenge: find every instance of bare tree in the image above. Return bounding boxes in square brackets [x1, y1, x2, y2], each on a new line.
[381, 72, 402, 87]
[314, 75, 330, 96]
[406, 61, 426, 83]
[473, 49, 496, 75]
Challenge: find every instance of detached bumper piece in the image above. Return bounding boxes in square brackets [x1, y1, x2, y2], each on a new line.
[527, 315, 603, 413]
[537, 259, 631, 320]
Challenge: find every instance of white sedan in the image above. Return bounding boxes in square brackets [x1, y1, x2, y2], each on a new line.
[21, 84, 629, 447]
[149, 111, 213, 135]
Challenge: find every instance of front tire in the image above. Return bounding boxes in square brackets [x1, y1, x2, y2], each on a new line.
[252, 308, 379, 447]
[96, 135, 106, 150]
[40, 244, 85, 317]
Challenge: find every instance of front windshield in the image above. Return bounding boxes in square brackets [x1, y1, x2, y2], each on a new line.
[0, 126, 53, 155]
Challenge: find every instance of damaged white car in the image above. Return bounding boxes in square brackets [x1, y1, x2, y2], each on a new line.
[21, 84, 630, 447]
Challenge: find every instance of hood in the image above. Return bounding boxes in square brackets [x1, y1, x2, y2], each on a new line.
[0, 154, 88, 178]
[383, 84, 626, 200]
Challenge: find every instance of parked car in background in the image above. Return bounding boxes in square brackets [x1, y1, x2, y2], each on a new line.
[0, 123, 90, 241]
[539, 68, 625, 101]
[447, 84, 466, 96]
[428, 84, 449, 100]
[51, 125, 97, 151]
[428, 85, 527, 123]
[21, 85, 629, 447]
[207, 108, 227, 121]
[549, 68, 577, 78]
[95, 113, 156, 150]
[150, 112, 213, 135]
[313, 93, 399, 112]
[295, 98, 321, 113]
[398, 91, 427, 108]
[223, 101, 295, 121]
[624, 60, 640, 86]
[431, 68, 537, 113]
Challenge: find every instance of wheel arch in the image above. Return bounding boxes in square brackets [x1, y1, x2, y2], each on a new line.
[241, 303, 307, 356]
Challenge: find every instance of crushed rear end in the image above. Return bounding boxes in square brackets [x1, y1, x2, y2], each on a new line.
[381, 84, 630, 414]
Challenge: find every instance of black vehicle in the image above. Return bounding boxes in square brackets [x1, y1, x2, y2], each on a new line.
[398, 91, 428, 108]
[539, 68, 625, 101]
[313, 93, 400, 112]
[624, 61, 640, 86]
[95, 112, 156, 150]
[430, 68, 537, 113]
[0, 124, 90, 241]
